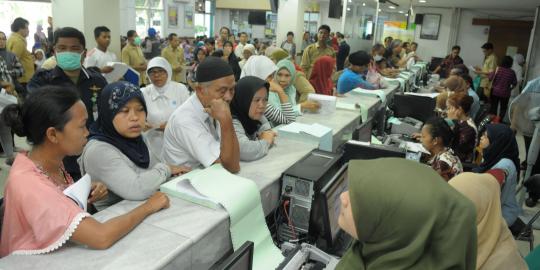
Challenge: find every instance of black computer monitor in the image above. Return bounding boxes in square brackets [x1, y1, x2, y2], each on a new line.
[342, 140, 406, 163]
[392, 94, 436, 123]
[353, 117, 373, 143]
[213, 241, 254, 270]
[319, 163, 349, 246]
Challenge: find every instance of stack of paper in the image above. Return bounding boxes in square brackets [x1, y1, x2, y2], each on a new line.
[160, 165, 284, 270]
[278, 122, 333, 152]
[307, 93, 336, 115]
[63, 174, 91, 211]
[102, 62, 129, 83]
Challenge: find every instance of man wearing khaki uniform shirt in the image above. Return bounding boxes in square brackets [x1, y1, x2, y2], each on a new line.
[7, 17, 34, 90]
[161, 33, 185, 83]
[122, 30, 147, 86]
[301, 24, 336, 78]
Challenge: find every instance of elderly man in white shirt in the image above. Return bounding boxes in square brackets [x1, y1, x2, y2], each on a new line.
[84, 26, 117, 75]
[162, 56, 240, 173]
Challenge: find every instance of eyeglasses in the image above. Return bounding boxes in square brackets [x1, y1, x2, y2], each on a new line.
[148, 69, 167, 76]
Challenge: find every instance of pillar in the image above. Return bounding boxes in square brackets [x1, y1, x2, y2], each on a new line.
[276, 0, 306, 51]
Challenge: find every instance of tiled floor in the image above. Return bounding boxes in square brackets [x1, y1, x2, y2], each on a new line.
[0, 134, 538, 258]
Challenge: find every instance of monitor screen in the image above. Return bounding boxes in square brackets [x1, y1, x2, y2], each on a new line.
[248, 11, 266, 25]
[392, 94, 436, 123]
[215, 241, 253, 270]
[322, 164, 349, 242]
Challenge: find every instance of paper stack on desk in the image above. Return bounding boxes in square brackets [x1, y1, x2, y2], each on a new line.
[160, 165, 284, 270]
[307, 93, 336, 115]
[63, 174, 91, 211]
[278, 122, 333, 152]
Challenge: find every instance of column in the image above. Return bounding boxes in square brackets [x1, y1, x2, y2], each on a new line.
[52, 0, 122, 58]
[276, 0, 306, 50]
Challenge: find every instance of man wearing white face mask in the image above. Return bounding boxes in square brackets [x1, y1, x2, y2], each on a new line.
[28, 27, 107, 180]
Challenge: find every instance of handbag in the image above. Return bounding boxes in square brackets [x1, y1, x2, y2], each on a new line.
[484, 67, 499, 98]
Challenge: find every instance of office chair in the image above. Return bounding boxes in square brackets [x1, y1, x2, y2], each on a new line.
[516, 209, 540, 252]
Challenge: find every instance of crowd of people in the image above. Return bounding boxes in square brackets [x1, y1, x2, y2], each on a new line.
[0, 15, 537, 270]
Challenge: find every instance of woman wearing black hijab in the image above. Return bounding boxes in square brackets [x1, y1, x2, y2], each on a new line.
[79, 81, 189, 210]
[474, 123, 523, 235]
[230, 76, 276, 161]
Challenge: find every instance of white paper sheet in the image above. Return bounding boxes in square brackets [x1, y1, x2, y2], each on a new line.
[102, 62, 129, 83]
[307, 93, 336, 115]
[63, 174, 91, 211]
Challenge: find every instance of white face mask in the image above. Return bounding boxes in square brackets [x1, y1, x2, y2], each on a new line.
[373, 54, 383, 62]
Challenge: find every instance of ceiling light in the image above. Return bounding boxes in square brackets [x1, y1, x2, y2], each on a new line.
[419, 0, 426, 2]
[348, 0, 352, 2]
[363, 2, 366, 6]
[398, 10, 404, 13]
[347, 7, 351, 11]
[405, 14, 408, 16]
[389, 5, 396, 9]
[378, 8, 382, 12]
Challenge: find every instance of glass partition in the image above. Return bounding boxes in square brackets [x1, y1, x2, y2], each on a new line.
[343, 0, 378, 51]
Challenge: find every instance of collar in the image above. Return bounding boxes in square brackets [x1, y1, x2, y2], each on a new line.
[189, 94, 210, 123]
[169, 45, 178, 51]
[51, 65, 90, 81]
[147, 84, 173, 101]
[11, 32, 26, 43]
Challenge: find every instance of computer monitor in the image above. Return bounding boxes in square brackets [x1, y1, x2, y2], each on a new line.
[319, 163, 349, 246]
[392, 94, 436, 123]
[212, 241, 254, 270]
[353, 117, 373, 143]
[342, 140, 406, 163]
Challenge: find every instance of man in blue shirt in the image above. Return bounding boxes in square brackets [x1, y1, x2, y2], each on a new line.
[337, 51, 376, 94]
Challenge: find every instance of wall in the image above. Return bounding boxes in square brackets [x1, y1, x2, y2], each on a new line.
[119, 0, 136, 38]
[52, 0, 121, 58]
[318, 1, 342, 33]
[216, 0, 270, 10]
[164, 0, 196, 37]
[413, 7, 454, 63]
[214, 8, 231, 38]
[83, 0, 121, 58]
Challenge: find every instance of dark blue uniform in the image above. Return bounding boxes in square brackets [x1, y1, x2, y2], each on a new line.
[28, 66, 107, 179]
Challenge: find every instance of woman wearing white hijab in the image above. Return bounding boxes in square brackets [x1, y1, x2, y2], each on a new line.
[449, 172, 528, 270]
[141, 57, 190, 160]
[240, 55, 296, 126]
[511, 53, 525, 98]
[238, 44, 256, 69]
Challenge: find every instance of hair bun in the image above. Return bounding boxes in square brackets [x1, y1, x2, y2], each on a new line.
[2, 104, 26, 137]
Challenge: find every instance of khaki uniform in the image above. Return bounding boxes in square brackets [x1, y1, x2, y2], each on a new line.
[122, 43, 147, 86]
[300, 43, 336, 78]
[161, 45, 185, 82]
[7, 32, 34, 83]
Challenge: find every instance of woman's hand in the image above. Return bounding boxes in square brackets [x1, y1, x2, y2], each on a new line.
[301, 100, 321, 113]
[88, 182, 108, 204]
[268, 80, 285, 94]
[168, 165, 191, 176]
[144, 192, 170, 213]
[259, 130, 277, 145]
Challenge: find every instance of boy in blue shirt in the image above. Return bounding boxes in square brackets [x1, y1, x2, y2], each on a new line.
[337, 51, 376, 94]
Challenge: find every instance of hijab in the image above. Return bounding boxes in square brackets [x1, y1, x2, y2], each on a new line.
[34, 49, 46, 68]
[449, 173, 528, 270]
[240, 55, 277, 80]
[337, 158, 477, 270]
[269, 59, 297, 111]
[243, 44, 256, 55]
[272, 48, 303, 72]
[89, 81, 150, 168]
[270, 49, 290, 63]
[230, 76, 269, 136]
[309, 56, 335, 96]
[146, 57, 172, 93]
[264, 45, 279, 58]
[512, 54, 524, 82]
[474, 124, 520, 173]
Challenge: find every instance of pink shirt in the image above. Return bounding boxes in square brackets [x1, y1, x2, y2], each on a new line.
[0, 153, 89, 257]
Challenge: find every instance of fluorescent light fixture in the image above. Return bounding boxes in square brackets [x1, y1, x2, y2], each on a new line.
[378, 8, 382, 12]
[389, 5, 396, 9]
[398, 10, 404, 13]
[363, 2, 366, 6]
[419, 0, 427, 2]
[347, 7, 351, 11]
[348, 0, 352, 2]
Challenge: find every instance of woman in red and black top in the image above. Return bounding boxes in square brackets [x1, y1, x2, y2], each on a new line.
[489, 56, 517, 119]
